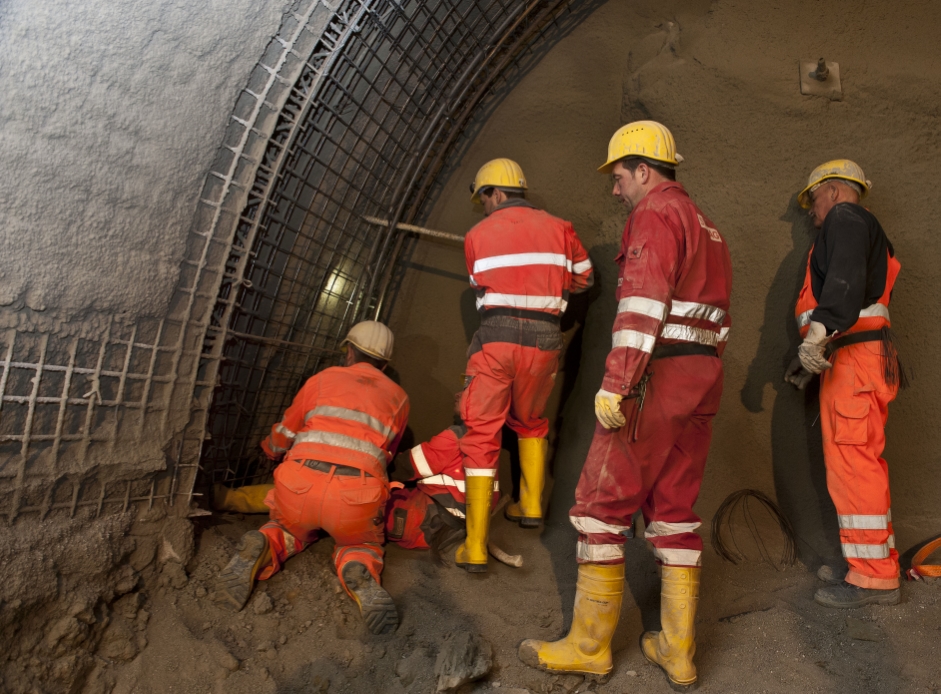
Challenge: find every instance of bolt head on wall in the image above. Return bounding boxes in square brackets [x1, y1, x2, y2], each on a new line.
[800, 57, 842, 101]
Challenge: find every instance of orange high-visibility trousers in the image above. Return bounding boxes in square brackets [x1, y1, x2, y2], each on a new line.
[819, 341, 900, 589]
[258, 460, 388, 596]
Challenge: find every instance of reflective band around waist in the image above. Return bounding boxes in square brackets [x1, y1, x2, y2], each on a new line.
[569, 516, 632, 535]
[293, 430, 388, 464]
[651, 547, 702, 566]
[797, 303, 890, 330]
[838, 514, 889, 530]
[669, 300, 727, 325]
[612, 329, 656, 353]
[841, 542, 890, 559]
[410, 444, 433, 478]
[617, 296, 668, 321]
[304, 406, 393, 440]
[476, 293, 567, 312]
[576, 541, 624, 562]
[275, 424, 297, 440]
[645, 520, 702, 537]
[659, 324, 719, 347]
[474, 252, 571, 274]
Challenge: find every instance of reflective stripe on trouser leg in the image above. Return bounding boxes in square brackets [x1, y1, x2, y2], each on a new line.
[571, 515, 628, 564]
[258, 520, 313, 581]
[645, 521, 703, 567]
[335, 544, 385, 598]
[819, 343, 900, 590]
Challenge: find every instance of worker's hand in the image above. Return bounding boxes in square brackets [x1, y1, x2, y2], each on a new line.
[784, 356, 814, 390]
[797, 321, 833, 374]
[594, 389, 626, 429]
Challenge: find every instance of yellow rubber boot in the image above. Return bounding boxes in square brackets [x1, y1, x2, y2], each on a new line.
[518, 563, 624, 678]
[212, 484, 274, 514]
[454, 473, 493, 573]
[505, 438, 547, 528]
[641, 566, 700, 691]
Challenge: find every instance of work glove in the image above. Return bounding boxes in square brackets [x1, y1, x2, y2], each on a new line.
[594, 389, 626, 429]
[797, 321, 832, 374]
[784, 356, 815, 390]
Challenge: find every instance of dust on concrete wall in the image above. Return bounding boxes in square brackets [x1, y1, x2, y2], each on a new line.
[0, 0, 295, 321]
[390, 0, 941, 564]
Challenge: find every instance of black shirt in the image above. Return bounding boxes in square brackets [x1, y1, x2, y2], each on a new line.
[809, 203, 894, 333]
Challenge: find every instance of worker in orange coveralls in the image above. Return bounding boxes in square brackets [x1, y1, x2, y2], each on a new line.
[519, 121, 732, 690]
[213, 321, 408, 635]
[785, 160, 905, 609]
[456, 158, 594, 573]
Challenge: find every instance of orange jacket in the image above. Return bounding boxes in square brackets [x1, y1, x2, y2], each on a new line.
[261, 362, 409, 480]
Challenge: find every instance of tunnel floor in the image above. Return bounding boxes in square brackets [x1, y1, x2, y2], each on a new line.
[93, 511, 941, 694]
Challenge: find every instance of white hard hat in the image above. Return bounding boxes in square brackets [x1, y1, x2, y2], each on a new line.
[342, 321, 394, 360]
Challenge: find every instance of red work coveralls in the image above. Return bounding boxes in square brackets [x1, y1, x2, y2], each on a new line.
[795, 224, 902, 590]
[460, 200, 593, 480]
[570, 182, 732, 567]
[257, 362, 409, 595]
[386, 425, 502, 549]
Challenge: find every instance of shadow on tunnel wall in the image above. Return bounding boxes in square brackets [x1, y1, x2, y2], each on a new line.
[740, 196, 841, 570]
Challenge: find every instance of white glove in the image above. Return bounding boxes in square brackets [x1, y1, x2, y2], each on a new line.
[784, 356, 815, 390]
[797, 321, 833, 374]
[594, 389, 626, 429]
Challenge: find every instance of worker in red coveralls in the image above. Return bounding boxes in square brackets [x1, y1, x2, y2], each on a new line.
[519, 122, 732, 691]
[213, 321, 408, 635]
[456, 158, 593, 573]
[785, 160, 905, 609]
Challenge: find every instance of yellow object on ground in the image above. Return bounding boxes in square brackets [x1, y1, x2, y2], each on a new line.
[598, 120, 683, 173]
[505, 438, 547, 528]
[212, 484, 274, 514]
[797, 159, 871, 208]
[455, 474, 494, 572]
[517, 563, 625, 678]
[641, 566, 701, 690]
[470, 158, 528, 203]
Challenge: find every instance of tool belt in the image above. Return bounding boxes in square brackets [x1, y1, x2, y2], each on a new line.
[468, 313, 563, 356]
[651, 343, 718, 360]
[826, 327, 908, 389]
[303, 459, 370, 477]
[826, 329, 883, 354]
[480, 307, 561, 324]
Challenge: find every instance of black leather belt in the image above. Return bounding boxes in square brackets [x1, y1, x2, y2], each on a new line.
[303, 460, 367, 477]
[481, 308, 560, 324]
[651, 343, 718, 360]
[827, 330, 882, 355]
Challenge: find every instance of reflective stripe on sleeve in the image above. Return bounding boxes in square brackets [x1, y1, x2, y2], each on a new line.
[293, 430, 388, 464]
[669, 300, 726, 325]
[573, 259, 593, 274]
[841, 542, 890, 559]
[617, 297, 668, 321]
[576, 541, 624, 562]
[652, 547, 702, 566]
[410, 444, 433, 478]
[838, 514, 889, 530]
[476, 293, 567, 312]
[612, 329, 656, 353]
[305, 406, 393, 439]
[275, 424, 297, 440]
[644, 521, 702, 537]
[569, 516, 632, 535]
[659, 324, 719, 347]
[888, 534, 896, 549]
[473, 252, 571, 274]
[267, 442, 289, 454]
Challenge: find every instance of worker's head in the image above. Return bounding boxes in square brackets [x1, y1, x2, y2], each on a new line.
[598, 121, 682, 209]
[342, 321, 393, 370]
[470, 158, 527, 215]
[798, 159, 871, 228]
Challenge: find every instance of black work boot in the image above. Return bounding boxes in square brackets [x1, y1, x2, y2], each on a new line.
[816, 563, 848, 584]
[814, 581, 900, 609]
[342, 562, 398, 635]
[213, 530, 271, 611]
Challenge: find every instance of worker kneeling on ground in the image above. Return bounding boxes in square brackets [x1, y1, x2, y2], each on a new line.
[457, 157, 593, 573]
[213, 321, 409, 635]
[518, 121, 732, 690]
[786, 160, 905, 608]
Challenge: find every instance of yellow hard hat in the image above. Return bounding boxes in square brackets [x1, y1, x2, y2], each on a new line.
[798, 159, 872, 209]
[469, 158, 528, 203]
[598, 120, 684, 174]
[342, 321, 394, 360]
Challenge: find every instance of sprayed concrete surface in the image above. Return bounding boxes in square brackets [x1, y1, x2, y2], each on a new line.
[0, 0, 293, 320]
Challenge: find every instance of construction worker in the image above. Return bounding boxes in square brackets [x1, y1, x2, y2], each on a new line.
[213, 321, 409, 635]
[518, 121, 732, 690]
[456, 158, 594, 572]
[785, 160, 904, 608]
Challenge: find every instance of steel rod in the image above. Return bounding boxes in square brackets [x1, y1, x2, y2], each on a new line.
[361, 216, 464, 243]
